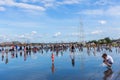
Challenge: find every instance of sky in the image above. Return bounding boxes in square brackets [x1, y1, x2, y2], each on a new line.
[0, 0, 120, 43]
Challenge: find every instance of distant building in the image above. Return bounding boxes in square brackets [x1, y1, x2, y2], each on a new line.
[112, 39, 120, 44]
[12, 41, 22, 45]
[0, 41, 22, 46]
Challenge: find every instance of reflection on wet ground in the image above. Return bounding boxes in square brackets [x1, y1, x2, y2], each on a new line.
[0, 45, 120, 80]
[103, 68, 113, 80]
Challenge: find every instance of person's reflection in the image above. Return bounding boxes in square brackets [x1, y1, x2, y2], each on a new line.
[29, 50, 31, 56]
[51, 53, 54, 63]
[87, 45, 90, 56]
[93, 50, 96, 56]
[61, 50, 63, 56]
[51, 53, 55, 74]
[2, 52, 4, 61]
[20, 51, 22, 57]
[24, 52, 27, 61]
[103, 68, 113, 80]
[11, 52, 15, 58]
[26, 51, 29, 56]
[70, 52, 75, 67]
[56, 50, 59, 56]
[41, 50, 43, 54]
[51, 63, 55, 74]
[16, 52, 18, 58]
[5, 53, 8, 64]
[87, 50, 90, 56]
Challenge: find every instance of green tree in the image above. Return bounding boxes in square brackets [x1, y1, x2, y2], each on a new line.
[104, 37, 112, 43]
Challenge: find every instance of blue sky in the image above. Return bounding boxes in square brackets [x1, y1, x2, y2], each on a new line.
[0, 0, 120, 43]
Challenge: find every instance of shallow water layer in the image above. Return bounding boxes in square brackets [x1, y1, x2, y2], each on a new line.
[0, 48, 120, 80]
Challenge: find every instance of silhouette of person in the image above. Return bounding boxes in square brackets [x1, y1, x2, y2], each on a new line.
[11, 52, 15, 58]
[103, 68, 113, 80]
[70, 44, 75, 52]
[24, 52, 27, 61]
[51, 53, 54, 63]
[5, 54, 8, 64]
[2, 53, 4, 61]
[93, 50, 96, 56]
[70, 52, 75, 67]
[51, 53, 55, 74]
[51, 63, 55, 74]
[72, 58, 75, 67]
[20, 51, 22, 57]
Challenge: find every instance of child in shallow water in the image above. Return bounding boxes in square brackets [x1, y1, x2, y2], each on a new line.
[102, 53, 114, 67]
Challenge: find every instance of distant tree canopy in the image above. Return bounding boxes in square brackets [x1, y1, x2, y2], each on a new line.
[88, 37, 112, 44]
[104, 37, 112, 43]
[88, 40, 97, 44]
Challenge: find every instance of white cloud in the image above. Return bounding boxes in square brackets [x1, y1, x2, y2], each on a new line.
[21, 0, 28, 2]
[41, 0, 55, 7]
[80, 5, 120, 16]
[22, 0, 56, 8]
[18, 33, 32, 39]
[71, 32, 80, 36]
[91, 30, 103, 35]
[0, 0, 45, 11]
[0, 35, 11, 42]
[80, 9, 104, 15]
[98, 20, 107, 25]
[22, 0, 82, 6]
[54, 32, 61, 37]
[16, 31, 45, 42]
[18, 35, 26, 39]
[57, 0, 81, 5]
[36, 35, 43, 38]
[0, 0, 15, 6]
[31, 31, 37, 35]
[17, 33, 34, 43]
[107, 6, 120, 16]
[32, 31, 37, 34]
[0, 35, 6, 39]
[94, 0, 115, 5]
[15, 3, 45, 11]
[0, 0, 84, 11]
[44, 2, 54, 7]
[0, 6, 5, 11]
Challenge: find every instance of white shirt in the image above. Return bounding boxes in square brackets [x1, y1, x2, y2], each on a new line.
[107, 55, 114, 64]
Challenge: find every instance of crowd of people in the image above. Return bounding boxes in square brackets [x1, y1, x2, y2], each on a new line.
[0, 43, 120, 79]
[0, 43, 120, 65]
